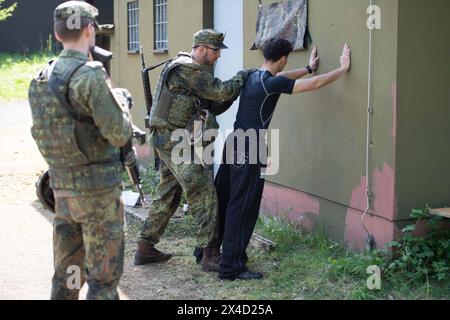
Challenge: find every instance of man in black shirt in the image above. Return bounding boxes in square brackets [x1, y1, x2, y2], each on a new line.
[215, 38, 351, 280]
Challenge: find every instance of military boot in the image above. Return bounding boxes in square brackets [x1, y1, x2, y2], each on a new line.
[134, 240, 172, 265]
[200, 246, 221, 272]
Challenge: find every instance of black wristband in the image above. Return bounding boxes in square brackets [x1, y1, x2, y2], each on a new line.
[306, 65, 313, 74]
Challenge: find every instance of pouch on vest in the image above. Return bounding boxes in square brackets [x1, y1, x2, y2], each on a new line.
[154, 88, 174, 121]
[150, 53, 192, 129]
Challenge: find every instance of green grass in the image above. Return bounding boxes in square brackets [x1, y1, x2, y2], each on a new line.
[0, 52, 55, 102]
[250, 212, 450, 299]
[249, 214, 450, 300]
[135, 210, 450, 300]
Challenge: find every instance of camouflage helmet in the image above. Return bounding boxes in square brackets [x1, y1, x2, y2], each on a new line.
[193, 29, 228, 49]
[54, 1, 101, 29]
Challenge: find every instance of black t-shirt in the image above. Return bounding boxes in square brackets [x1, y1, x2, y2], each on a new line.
[234, 69, 296, 131]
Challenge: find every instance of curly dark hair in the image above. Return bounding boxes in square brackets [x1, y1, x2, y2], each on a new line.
[262, 38, 293, 62]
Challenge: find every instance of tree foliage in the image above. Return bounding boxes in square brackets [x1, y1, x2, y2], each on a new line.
[0, 0, 17, 22]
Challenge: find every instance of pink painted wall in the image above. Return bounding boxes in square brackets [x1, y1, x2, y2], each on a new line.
[261, 177, 399, 251]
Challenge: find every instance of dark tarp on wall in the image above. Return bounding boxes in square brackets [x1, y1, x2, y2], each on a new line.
[251, 0, 309, 51]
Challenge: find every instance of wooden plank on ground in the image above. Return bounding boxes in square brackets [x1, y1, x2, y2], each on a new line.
[430, 208, 450, 218]
[250, 233, 276, 252]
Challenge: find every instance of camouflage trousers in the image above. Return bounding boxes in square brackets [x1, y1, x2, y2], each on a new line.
[51, 186, 124, 300]
[140, 129, 220, 248]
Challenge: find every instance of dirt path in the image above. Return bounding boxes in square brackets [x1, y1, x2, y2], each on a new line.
[0, 100, 53, 299]
[0, 100, 250, 300]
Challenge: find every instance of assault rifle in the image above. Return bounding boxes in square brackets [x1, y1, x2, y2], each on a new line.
[139, 46, 171, 170]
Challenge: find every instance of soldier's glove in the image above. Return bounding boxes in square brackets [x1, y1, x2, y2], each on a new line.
[112, 88, 134, 110]
[236, 69, 250, 82]
[236, 68, 258, 82]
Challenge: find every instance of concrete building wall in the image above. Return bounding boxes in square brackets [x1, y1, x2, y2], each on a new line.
[243, 0, 400, 250]
[213, 0, 244, 175]
[395, 0, 450, 220]
[111, 0, 210, 131]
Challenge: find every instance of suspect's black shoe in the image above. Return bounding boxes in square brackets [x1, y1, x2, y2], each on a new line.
[219, 270, 263, 281]
[236, 270, 263, 280]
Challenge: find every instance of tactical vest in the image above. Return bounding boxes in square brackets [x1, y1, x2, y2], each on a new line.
[149, 52, 203, 130]
[29, 59, 123, 191]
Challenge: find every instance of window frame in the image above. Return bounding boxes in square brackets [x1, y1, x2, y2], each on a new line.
[127, 0, 140, 53]
[153, 0, 168, 53]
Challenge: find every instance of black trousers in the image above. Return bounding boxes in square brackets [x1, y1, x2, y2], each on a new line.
[215, 142, 266, 278]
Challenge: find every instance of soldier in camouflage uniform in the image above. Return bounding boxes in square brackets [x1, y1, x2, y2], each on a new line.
[135, 29, 250, 272]
[28, 1, 133, 300]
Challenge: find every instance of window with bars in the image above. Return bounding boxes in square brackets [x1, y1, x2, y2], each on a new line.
[127, 1, 139, 52]
[154, 0, 168, 51]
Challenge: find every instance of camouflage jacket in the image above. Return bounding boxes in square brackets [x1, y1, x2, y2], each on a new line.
[29, 49, 133, 193]
[149, 52, 245, 134]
